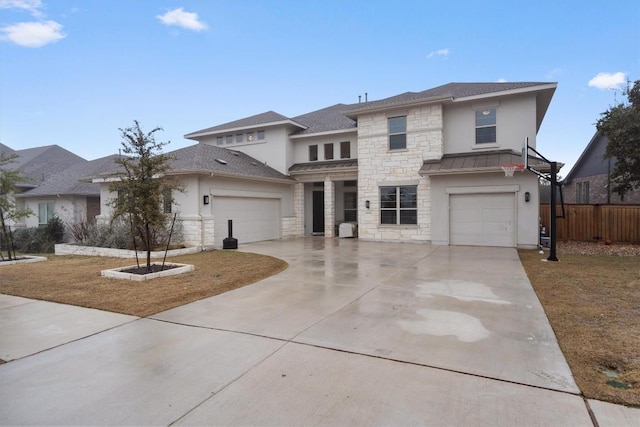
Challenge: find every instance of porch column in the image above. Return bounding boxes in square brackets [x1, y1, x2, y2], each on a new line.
[294, 182, 305, 236]
[324, 177, 335, 237]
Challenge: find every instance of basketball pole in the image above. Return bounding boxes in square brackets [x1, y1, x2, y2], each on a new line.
[524, 139, 560, 262]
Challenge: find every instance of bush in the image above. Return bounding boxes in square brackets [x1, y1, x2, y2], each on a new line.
[81, 217, 183, 250]
[11, 216, 66, 253]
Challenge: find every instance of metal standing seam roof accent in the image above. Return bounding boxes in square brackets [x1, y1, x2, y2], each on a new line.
[288, 159, 358, 173]
[419, 150, 554, 175]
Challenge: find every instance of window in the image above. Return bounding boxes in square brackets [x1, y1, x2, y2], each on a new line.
[257, 130, 265, 140]
[577, 181, 590, 204]
[388, 116, 407, 150]
[246, 132, 254, 141]
[163, 190, 172, 214]
[236, 134, 244, 143]
[38, 202, 55, 225]
[324, 143, 334, 160]
[344, 192, 357, 222]
[216, 136, 223, 146]
[380, 186, 417, 225]
[309, 145, 318, 161]
[340, 141, 351, 159]
[226, 135, 233, 144]
[475, 108, 496, 144]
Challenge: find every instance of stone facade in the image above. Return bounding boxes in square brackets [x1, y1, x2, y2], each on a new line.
[564, 174, 640, 204]
[357, 105, 443, 242]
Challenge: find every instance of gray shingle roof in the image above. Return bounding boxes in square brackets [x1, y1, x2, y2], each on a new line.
[291, 104, 357, 135]
[168, 144, 293, 182]
[346, 82, 554, 114]
[184, 111, 305, 138]
[97, 144, 294, 183]
[17, 155, 121, 197]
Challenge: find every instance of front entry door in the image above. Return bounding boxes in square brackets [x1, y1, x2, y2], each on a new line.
[312, 191, 325, 234]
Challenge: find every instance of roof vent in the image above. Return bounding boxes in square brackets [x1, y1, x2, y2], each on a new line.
[250, 162, 258, 166]
[230, 151, 239, 157]
[215, 158, 227, 165]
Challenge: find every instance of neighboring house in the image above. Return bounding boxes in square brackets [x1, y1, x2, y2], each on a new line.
[140, 81, 556, 249]
[0, 144, 88, 233]
[563, 131, 640, 204]
[14, 155, 121, 233]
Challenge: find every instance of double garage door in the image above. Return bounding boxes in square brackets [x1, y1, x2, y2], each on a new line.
[449, 193, 515, 247]
[213, 197, 281, 247]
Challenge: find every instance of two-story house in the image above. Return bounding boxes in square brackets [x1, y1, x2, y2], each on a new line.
[563, 131, 640, 204]
[93, 82, 557, 249]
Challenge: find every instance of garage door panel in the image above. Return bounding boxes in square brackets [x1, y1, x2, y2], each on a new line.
[213, 197, 280, 246]
[450, 193, 515, 247]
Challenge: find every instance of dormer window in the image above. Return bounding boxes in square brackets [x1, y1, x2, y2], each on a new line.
[216, 136, 223, 146]
[257, 130, 265, 140]
[475, 108, 496, 144]
[247, 132, 254, 141]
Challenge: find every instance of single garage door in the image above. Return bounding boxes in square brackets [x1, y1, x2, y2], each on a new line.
[213, 197, 281, 246]
[449, 193, 515, 247]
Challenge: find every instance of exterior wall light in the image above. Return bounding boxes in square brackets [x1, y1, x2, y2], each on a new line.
[525, 192, 530, 203]
[203, 195, 210, 205]
[366, 200, 370, 209]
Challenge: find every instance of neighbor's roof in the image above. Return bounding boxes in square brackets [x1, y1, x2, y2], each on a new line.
[16, 155, 121, 197]
[96, 144, 294, 184]
[419, 150, 556, 175]
[184, 111, 306, 139]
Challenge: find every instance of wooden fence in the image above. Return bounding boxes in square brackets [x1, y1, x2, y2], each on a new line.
[539, 204, 640, 243]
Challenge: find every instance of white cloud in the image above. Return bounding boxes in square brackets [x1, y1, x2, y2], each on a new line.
[588, 72, 627, 90]
[427, 48, 449, 58]
[0, 0, 44, 17]
[156, 8, 207, 31]
[0, 20, 65, 47]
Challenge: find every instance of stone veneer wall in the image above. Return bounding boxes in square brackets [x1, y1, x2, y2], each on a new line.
[357, 104, 443, 242]
[282, 183, 305, 237]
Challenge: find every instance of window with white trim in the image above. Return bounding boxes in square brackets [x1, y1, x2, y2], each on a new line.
[388, 116, 407, 150]
[380, 186, 417, 224]
[226, 135, 233, 144]
[236, 134, 244, 143]
[475, 108, 496, 144]
[577, 181, 590, 204]
[344, 192, 357, 222]
[309, 145, 318, 161]
[162, 189, 172, 214]
[340, 141, 351, 159]
[38, 202, 55, 225]
[257, 130, 265, 140]
[216, 136, 223, 146]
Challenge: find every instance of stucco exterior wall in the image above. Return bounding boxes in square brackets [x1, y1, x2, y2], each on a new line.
[429, 172, 540, 248]
[443, 94, 537, 154]
[356, 104, 443, 242]
[290, 131, 358, 164]
[21, 195, 88, 242]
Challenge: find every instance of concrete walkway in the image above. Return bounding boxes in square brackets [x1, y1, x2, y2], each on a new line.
[0, 238, 638, 426]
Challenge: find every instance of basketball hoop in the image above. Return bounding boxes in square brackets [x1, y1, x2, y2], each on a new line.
[501, 163, 525, 177]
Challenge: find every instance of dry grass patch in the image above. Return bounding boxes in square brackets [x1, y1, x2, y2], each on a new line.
[0, 251, 287, 317]
[519, 249, 640, 407]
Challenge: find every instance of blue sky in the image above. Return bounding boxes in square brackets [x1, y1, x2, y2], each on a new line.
[1, 0, 638, 174]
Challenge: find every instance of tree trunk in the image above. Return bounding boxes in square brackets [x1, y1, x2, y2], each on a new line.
[145, 222, 151, 272]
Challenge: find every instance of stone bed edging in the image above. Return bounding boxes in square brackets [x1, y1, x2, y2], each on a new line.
[55, 244, 201, 258]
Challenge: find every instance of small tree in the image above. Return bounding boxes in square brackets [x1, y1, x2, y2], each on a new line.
[107, 121, 183, 272]
[0, 152, 34, 260]
[596, 80, 640, 200]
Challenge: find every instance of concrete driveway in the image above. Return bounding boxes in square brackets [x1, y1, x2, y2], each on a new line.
[1, 238, 637, 425]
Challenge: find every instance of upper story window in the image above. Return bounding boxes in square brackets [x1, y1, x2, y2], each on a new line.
[246, 132, 254, 142]
[236, 134, 244, 143]
[257, 130, 265, 140]
[324, 143, 334, 160]
[380, 186, 417, 225]
[216, 136, 223, 146]
[388, 116, 407, 150]
[226, 135, 233, 144]
[475, 108, 496, 144]
[340, 141, 351, 159]
[309, 145, 318, 161]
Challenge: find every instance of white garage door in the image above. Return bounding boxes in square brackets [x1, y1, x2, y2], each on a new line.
[213, 197, 281, 246]
[450, 193, 515, 247]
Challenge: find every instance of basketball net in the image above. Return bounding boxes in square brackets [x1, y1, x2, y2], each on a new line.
[501, 163, 525, 177]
